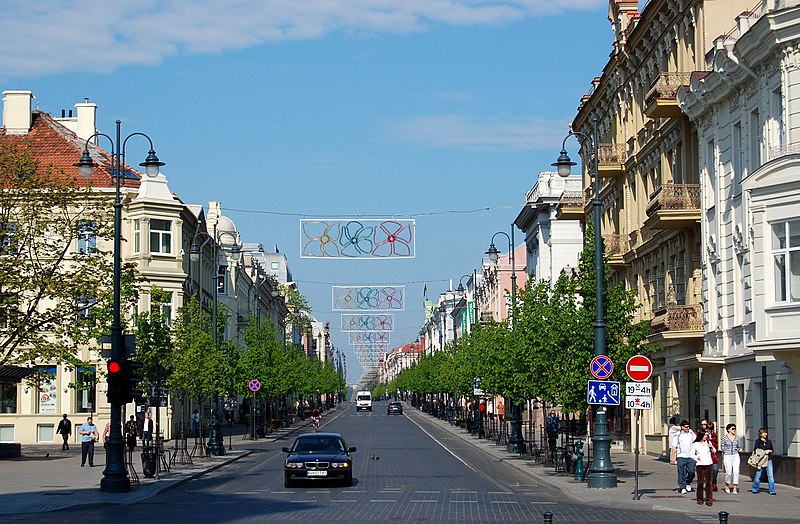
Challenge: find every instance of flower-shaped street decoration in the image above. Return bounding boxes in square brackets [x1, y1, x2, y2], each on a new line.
[372, 220, 414, 258]
[340, 314, 394, 332]
[301, 221, 341, 258]
[301, 219, 414, 259]
[332, 285, 405, 311]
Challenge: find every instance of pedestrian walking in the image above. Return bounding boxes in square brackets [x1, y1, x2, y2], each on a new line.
[546, 410, 560, 459]
[667, 416, 680, 463]
[142, 411, 153, 447]
[692, 429, 716, 506]
[671, 419, 697, 494]
[751, 427, 776, 495]
[721, 423, 742, 493]
[56, 414, 72, 451]
[103, 421, 111, 449]
[78, 416, 98, 467]
[125, 415, 138, 452]
[707, 421, 720, 491]
[191, 409, 200, 437]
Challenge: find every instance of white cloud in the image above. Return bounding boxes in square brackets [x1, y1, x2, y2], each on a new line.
[0, 0, 603, 78]
[383, 113, 568, 152]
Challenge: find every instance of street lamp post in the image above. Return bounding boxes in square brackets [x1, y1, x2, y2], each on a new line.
[75, 120, 164, 493]
[552, 117, 617, 488]
[485, 228, 525, 454]
[189, 227, 240, 456]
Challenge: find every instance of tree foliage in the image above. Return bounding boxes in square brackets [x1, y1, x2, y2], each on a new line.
[0, 142, 115, 366]
[391, 223, 650, 413]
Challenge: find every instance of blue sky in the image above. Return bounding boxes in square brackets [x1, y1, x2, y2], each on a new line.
[2, 0, 615, 383]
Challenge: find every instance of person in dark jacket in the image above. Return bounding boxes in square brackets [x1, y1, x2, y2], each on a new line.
[751, 427, 776, 495]
[125, 415, 138, 452]
[56, 414, 72, 451]
[546, 411, 561, 458]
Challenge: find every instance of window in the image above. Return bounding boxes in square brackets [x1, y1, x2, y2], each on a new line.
[149, 219, 172, 254]
[772, 220, 800, 303]
[0, 293, 17, 330]
[271, 261, 280, 270]
[76, 220, 97, 254]
[133, 219, 141, 253]
[705, 140, 716, 210]
[76, 295, 96, 323]
[674, 253, 686, 305]
[733, 122, 744, 195]
[76, 367, 96, 413]
[217, 265, 227, 295]
[151, 291, 173, 327]
[750, 109, 761, 170]
[1, 382, 17, 413]
[772, 88, 783, 150]
[0, 222, 18, 256]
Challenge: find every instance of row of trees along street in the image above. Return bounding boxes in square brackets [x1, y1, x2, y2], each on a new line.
[0, 142, 344, 413]
[374, 224, 652, 416]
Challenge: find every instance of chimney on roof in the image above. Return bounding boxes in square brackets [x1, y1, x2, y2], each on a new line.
[2, 90, 34, 135]
[74, 99, 97, 141]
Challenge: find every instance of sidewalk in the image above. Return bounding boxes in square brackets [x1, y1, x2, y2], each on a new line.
[407, 407, 800, 520]
[0, 415, 316, 516]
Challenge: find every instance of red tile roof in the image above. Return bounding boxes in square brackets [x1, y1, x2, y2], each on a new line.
[0, 110, 141, 189]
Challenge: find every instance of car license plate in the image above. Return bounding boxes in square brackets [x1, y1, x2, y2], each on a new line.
[307, 470, 327, 477]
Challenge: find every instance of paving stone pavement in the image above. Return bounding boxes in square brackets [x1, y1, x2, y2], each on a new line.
[406, 406, 800, 522]
[3, 402, 799, 521]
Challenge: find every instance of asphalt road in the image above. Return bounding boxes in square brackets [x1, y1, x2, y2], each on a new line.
[10, 403, 793, 523]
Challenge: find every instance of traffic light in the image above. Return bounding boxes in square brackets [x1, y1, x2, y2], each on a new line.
[106, 359, 125, 402]
[125, 360, 145, 403]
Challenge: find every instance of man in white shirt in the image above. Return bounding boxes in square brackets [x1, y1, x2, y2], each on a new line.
[671, 419, 697, 494]
[142, 411, 153, 447]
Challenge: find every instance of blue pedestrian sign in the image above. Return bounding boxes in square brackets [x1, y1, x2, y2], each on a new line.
[587, 380, 620, 406]
[590, 355, 614, 380]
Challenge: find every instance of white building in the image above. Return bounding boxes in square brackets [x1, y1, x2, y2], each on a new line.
[678, 1, 800, 479]
[514, 171, 584, 284]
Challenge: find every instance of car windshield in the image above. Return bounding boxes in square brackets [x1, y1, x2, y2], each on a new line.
[293, 436, 345, 453]
[357, 395, 370, 401]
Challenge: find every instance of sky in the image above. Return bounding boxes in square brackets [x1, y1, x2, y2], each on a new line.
[2, 0, 618, 384]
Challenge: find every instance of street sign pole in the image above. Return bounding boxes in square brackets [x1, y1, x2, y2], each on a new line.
[633, 408, 640, 500]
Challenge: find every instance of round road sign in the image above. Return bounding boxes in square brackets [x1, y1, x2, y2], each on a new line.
[248, 379, 261, 392]
[590, 355, 614, 380]
[626, 355, 653, 382]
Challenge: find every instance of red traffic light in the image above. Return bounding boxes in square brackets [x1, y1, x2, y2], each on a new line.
[108, 361, 122, 374]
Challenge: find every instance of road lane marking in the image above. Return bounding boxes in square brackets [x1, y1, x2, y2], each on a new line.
[370, 499, 397, 503]
[405, 416, 477, 473]
[490, 500, 519, 504]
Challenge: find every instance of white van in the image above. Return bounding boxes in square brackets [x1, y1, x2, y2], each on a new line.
[356, 391, 372, 412]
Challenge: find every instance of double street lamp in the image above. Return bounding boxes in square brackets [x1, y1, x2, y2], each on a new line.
[75, 120, 165, 493]
[485, 228, 525, 454]
[189, 226, 241, 456]
[552, 117, 617, 488]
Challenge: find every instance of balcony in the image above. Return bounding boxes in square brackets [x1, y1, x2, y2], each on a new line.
[644, 72, 691, 119]
[556, 191, 585, 221]
[648, 304, 704, 345]
[603, 234, 629, 267]
[644, 183, 701, 230]
[597, 144, 627, 178]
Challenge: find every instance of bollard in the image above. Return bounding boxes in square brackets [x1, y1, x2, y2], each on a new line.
[717, 511, 729, 524]
[542, 511, 554, 523]
[574, 440, 584, 480]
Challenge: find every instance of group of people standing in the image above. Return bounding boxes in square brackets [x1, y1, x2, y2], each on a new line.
[670, 417, 777, 506]
[54, 412, 155, 468]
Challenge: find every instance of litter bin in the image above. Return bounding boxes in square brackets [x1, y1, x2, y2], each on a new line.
[141, 446, 157, 478]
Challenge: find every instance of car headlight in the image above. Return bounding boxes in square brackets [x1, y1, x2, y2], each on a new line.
[330, 462, 350, 468]
[285, 462, 304, 469]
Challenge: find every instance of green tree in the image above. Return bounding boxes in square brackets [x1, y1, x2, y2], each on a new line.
[133, 286, 174, 397]
[0, 142, 115, 366]
[168, 300, 229, 406]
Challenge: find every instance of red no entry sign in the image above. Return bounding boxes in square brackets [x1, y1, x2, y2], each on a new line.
[626, 355, 653, 382]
